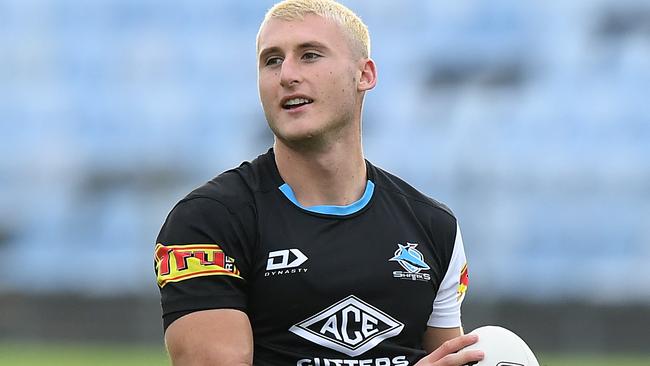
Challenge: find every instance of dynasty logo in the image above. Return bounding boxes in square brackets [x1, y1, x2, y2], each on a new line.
[265, 248, 309, 276]
[389, 243, 431, 282]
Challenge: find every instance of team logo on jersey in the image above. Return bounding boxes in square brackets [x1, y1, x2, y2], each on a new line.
[265, 248, 309, 276]
[457, 263, 469, 301]
[389, 243, 431, 281]
[289, 295, 404, 357]
[154, 243, 241, 287]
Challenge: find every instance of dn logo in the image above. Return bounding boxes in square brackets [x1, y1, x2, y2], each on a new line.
[289, 295, 404, 357]
[266, 249, 308, 270]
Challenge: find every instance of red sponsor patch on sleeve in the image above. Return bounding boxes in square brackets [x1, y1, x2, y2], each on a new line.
[155, 243, 242, 287]
[457, 263, 468, 301]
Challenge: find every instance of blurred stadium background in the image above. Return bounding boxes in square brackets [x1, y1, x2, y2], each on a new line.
[1, 0, 649, 364]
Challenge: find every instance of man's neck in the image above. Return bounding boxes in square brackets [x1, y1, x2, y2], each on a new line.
[274, 138, 367, 208]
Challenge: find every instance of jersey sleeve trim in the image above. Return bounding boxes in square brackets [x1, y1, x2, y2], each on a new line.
[427, 222, 468, 328]
[162, 292, 249, 330]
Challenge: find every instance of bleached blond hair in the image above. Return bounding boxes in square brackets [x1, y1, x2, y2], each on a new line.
[257, 0, 371, 59]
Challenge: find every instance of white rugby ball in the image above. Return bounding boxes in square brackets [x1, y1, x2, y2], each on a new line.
[463, 326, 540, 366]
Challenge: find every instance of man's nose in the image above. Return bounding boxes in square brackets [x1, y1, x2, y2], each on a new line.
[279, 57, 302, 88]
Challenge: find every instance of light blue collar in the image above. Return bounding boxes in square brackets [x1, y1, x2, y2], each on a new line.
[278, 180, 374, 216]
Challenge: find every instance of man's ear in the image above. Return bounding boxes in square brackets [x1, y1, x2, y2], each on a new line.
[357, 58, 377, 92]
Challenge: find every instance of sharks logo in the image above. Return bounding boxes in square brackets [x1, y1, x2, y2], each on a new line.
[390, 243, 430, 273]
[390, 243, 431, 281]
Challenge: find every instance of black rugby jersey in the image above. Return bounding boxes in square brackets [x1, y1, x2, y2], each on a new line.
[155, 149, 469, 366]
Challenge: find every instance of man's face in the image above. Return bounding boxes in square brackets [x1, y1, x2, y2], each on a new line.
[257, 14, 362, 146]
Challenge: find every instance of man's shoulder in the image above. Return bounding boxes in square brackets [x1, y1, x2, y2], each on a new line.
[371, 163, 455, 220]
[181, 150, 275, 211]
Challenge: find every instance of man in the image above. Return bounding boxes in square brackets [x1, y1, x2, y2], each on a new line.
[154, 1, 484, 365]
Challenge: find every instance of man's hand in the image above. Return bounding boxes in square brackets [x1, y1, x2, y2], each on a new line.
[414, 334, 484, 366]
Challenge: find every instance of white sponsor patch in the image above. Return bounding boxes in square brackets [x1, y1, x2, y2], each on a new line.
[289, 295, 404, 357]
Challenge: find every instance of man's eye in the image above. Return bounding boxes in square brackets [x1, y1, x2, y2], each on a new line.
[265, 57, 283, 66]
[303, 52, 321, 61]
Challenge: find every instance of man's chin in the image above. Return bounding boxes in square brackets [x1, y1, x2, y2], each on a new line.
[274, 131, 329, 152]
[270, 123, 319, 143]
[269, 118, 348, 151]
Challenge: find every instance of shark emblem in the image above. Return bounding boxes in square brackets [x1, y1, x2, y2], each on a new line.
[389, 243, 430, 273]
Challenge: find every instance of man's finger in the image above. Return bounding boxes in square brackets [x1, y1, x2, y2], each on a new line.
[421, 334, 482, 363]
[434, 350, 485, 366]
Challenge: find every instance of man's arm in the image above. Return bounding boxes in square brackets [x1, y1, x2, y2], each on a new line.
[165, 309, 253, 366]
[422, 326, 463, 353]
[416, 221, 481, 365]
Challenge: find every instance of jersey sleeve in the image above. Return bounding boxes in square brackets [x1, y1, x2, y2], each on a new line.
[427, 222, 469, 328]
[154, 196, 255, 330]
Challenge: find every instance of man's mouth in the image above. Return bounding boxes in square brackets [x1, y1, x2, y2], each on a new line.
[282, 97, 314, 110]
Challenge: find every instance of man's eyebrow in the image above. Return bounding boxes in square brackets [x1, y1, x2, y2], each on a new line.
[259, 46, 281, 63]
[259, 41, 330, 62]
[296, 41, 329, 51]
